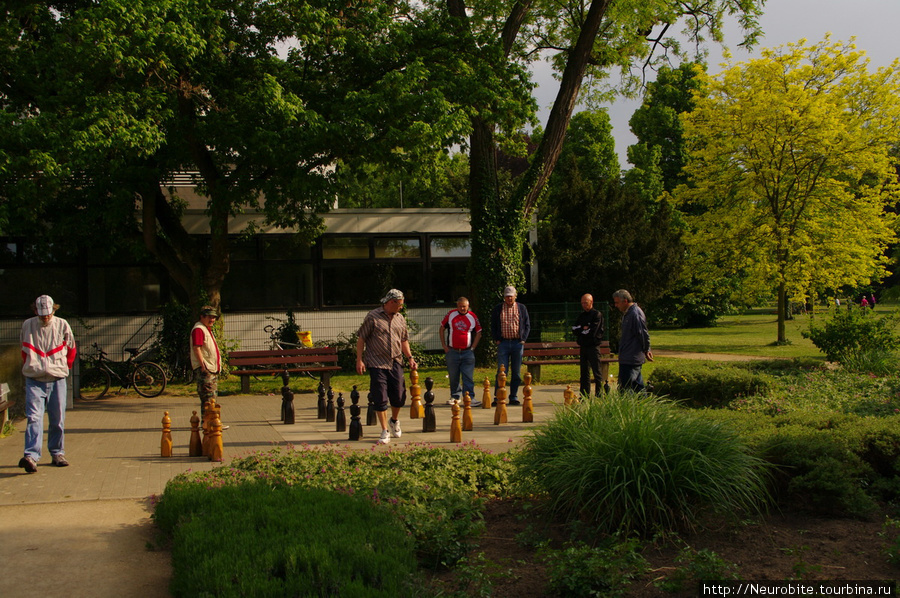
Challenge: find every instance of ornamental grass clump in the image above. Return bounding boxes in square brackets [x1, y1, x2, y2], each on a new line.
[515, 393, 771, 536]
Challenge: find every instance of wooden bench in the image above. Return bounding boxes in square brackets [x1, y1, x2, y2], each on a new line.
[0, 382, 13, 429]
[229, 347, 342, 392]
[523, 341, 615, 390]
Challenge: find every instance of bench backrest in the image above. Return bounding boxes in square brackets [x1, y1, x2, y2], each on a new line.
[523, 341, 610, 358]
[229, 347, 338, 367]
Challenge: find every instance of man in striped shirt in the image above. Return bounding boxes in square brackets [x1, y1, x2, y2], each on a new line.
[356, 289, 418, 445]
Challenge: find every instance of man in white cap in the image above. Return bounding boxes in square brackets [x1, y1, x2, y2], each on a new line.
[356, 289, 417, 444]
[489, 286, 530, 405]
[19, 295, 77, 473]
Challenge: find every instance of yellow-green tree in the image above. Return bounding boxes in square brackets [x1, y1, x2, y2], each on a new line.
[676, 37, 900, 343]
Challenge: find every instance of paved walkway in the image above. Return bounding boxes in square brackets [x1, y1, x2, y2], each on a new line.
[0, 383, 572, 598]
[0, 383, 571, 505]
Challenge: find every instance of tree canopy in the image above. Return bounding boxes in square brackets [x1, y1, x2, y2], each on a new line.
[676, 37, 900, 342]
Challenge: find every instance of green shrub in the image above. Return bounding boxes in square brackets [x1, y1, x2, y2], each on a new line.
[880, 516, 900, 567]
[540, 538, 649, 598]
[163, 482, 416, 597]
[654, 546, 739, 592]
[514, 393, 771, 536]
[802, 307, 900, 364]
[649, 363, 773, 407]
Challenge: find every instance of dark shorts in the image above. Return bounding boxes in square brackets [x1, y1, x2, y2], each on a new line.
[368, 362, 407, 411]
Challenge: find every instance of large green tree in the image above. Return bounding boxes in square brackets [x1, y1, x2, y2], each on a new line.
[676, 37, 900, 342]
[435, 0, 765, 321]
[0, 0, 471, 309]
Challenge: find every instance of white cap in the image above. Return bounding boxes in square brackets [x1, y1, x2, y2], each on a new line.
[35, 295, 55, 316]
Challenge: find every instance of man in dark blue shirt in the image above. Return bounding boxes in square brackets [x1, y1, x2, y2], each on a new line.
[613, 289, 653, 393]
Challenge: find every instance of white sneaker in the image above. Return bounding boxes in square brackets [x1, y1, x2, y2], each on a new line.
[446, 399, 457, 405]
[389, 418, 402, 438]
[377, 429, 390, 445]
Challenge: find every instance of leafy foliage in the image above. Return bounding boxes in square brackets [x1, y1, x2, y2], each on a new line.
[649, 362, 774, 407]
[677, 37, 900, 342]
[802, 306, 900, 364]
[515, 393, 771, 536]
[540, 538, 649, 598]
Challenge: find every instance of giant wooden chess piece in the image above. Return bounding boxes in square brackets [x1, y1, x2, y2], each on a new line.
[409, 369, 423, 419]
[161, 411, 173, 457]
[522, 371, 534, 423]
[209, 411, 224, 462]
[189, 411, 203, 457]
[422, 376, 436, 433]
[326, 387, 335, 422]
[462, 391, 473, 431]
[482, 378, 492, 410]
[494, 365, 508, 425]
[449, 401, 462, 443]
[349, 385, 363, 441]
[564, 384, 575, 407]
[336, 392, 346, 432]
[317, 381, 326, 419]
[202, 398, 214, 456]
[366, 392, 376, 426]
[281, 371, 295, 425]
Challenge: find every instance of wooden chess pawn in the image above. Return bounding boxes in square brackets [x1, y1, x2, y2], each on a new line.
[189, 411, 202, 457]
[482, 378, 492, 410]
[522, 372, 534, 423]
[409, 369, 423, 419]
[336, 392, 346, 432]
[564, 384, 575, 406]
[208, 412, 224, 462]
[494, 366, 508, 425]
[281, 371, 295, 425]
[462, 391, 473, 431]
[317, 381, 327, 419]
[326, 387, 335, 422]
[349, 385, 363, 441]
[161, 411, 173, 457]
[422, 376, 436, 433]
[450, 401, 462, 443]
[366, 392, 376, 426]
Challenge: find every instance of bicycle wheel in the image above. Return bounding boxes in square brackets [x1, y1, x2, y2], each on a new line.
[79, 367, 111, 401]
[132, 362, 167, 398]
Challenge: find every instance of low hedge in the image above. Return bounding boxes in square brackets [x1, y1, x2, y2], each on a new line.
[649, 362, 774, 407]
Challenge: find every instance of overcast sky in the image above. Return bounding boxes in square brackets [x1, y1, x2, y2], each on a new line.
[532, 0, 900, 168]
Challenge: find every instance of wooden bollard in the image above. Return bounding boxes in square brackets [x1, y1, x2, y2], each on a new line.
[462, 391, 473, 431]
[494, 365, 508, 425]
[450, 401, 462, 443]
[482, 378, 492, 409]
[522, 372, 534, 422]
[189, 411, 203, 457]
[409, 370, 423, 419]
[209, 412, 224, 462]
[161, 411, 173, 457]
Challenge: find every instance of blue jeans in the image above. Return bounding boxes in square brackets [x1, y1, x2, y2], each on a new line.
[446, 348, 476, 401]
[24, 376, 67, 461]
[496, 339, 524, 400]
[618, 363, 645, 393]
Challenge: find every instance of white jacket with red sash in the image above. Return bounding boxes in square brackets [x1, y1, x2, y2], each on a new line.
[21, 316, 77, 381]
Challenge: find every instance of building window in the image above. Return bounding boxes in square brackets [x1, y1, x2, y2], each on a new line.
[322, 237, 369, 259]
[430, 237, 470, 258]
[322, 263, 423, 306]
[374, 238, 420, 259]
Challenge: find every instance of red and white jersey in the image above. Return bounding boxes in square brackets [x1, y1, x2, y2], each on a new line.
[441, 309, 482, 350]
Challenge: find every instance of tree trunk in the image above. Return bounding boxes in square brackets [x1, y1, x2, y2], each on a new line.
[777, 281, 787, 344]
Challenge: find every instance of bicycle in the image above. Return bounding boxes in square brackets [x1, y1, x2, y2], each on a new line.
[78, 343, 167, 400]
